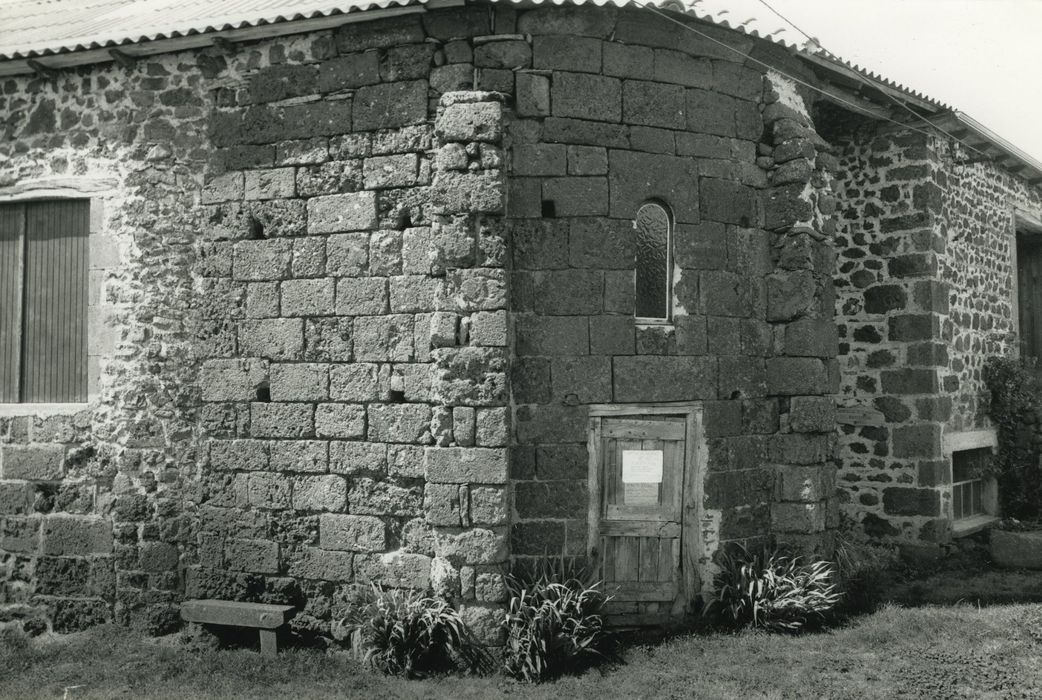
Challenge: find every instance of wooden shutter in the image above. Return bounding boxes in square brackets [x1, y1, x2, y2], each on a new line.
[0, 204, 25, 403]
[21, 200, 89, 403]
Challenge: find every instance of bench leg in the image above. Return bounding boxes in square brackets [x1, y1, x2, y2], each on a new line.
[259, 629, 278, 658]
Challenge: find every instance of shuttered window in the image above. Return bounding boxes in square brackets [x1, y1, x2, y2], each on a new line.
[0, 200, 89, 403]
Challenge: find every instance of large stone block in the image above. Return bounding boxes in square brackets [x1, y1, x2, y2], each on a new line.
[880, 369, 938, 395]
[608, 149, 699, 223]
[354, 551, 432, 588]
[789, 396, 835, 433]
[270, 363, 328, 402]
[250, 402, 314, 438]
[225, 538, 279, 574]
[42, 515, 113, 556]
[883, 486, 940, 517]
[349, 477, 423, 516]
[329, 363, 386, 402]
[436, 100, 502, 143]
[771, 502, 826, 533]
[367, 403, 432, 443]
[353, 80, 428, 131]
[308, 192, 378, 234]
[435, 527, 508, 565]
[288, 547, 353, 582]
[685, 88, 736, 137]
[769, 434, 830, 465]
[515, 481, 586, 519]
[551, 72, 621, 122]
[613, 356, 717, 402]
[700, 178, 759, 227]
[209, 439, 269, 471]
[517, 6, 616, 37]
[239, 318, 304, 360]
[232, 239, 292, 281]
[766, 270, 816, 321]
[281, 278, 335, 317]
[430, 346, 508, 406]
[776, 464, 833, 503]
[0, 482, 33, 515]
[718, 357, 767, 399]
[705, 468, 772, 509]
[293, 475, 348, 512]
[245, 470, 291, 508]
[892, 423, 942, 458]
[244, 167, 296, 200]
[766, 358, 829, 396]
[700, 271, 760, 318]
[425, 447, 508, 483]
[354, 315, 414, 361]
[783, 318, 838, 358]
[329, 441, 387, 475]
[431, 171, 504, 215]
[270, 440, 328, 473]
[550, 356, 612, 404]
[363, 154, 419, 190]
[1, 444, 65, 481]
[622, 80, 685, 129]
[304, 317, 354, 362]
[320, 513, 386, 552]
[437, 268, 507, 312]
[315, 403, 366, 439]
[514, 405, 587, 444]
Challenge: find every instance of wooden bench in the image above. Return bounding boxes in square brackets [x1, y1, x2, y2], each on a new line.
[181, 599, 296, 657]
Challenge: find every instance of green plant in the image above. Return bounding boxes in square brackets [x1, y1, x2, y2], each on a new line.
[711, 544, 841, 632]
[984, 356, 1042, 520]
[833, 535, 895, 615]
[502, 569, 614, 682]
[341, 584, 489, 678]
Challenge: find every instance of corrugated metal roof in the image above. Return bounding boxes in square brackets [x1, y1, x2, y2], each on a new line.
[0, 0, 421, 58]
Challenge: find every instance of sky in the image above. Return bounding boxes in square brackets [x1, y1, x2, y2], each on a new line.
[695, 0, 1042, 163]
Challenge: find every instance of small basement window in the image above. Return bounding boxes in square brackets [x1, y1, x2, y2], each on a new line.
[945, 430, 999, 536]
[951, 448, 990, 521]
[634, 201, 673, 323]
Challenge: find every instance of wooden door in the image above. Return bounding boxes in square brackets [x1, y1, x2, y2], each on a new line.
[591, 416, 687, 625]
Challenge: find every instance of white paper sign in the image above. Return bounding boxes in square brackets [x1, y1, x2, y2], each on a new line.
[622, 450, 663, 483]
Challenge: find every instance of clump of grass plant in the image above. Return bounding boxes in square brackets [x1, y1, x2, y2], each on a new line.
[341, 584, 489, 678]
[711, 544, 841, 632]
[502, 557, 615, 683]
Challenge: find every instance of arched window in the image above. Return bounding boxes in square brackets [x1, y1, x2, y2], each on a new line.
[634, 201, 672, 322]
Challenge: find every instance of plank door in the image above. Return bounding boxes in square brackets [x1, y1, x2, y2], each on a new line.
[593, 416, 686, 625]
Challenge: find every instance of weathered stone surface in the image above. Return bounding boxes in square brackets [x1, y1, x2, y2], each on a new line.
[209, 439, 269, 471]
[329, 441, 387, 475]
[307, 192, 378, 234]
[354, 551, 431, 589]
[1, 444, 65, 481]
[349, 477, 423, 516]
[766, 358, 829, 396]
[239, 318, 304, 360]
[425, 447, 508, 484]
[289, 547, 353, 581]
[251, 402, 314, 438]
[436, 101, 502, 143]
[613, 356, 717, 402]
[42, 515, 112, 555]
[320, 513, 386, 552]
[608, 149, 699, 223]
[225, 538, 279, 574]
[430, 347, 508, 406]
[248, 472, 293, 509]
[314, 403, 366, 439]
[434, 527, 508, 564]
[789, 397, 836, 433]
[270, 363, 328, 402]
[883, 487, 940, 517]
[367, 403, 432, 443]
[293, 475, 348, 512]
[353, 80, 428, 131]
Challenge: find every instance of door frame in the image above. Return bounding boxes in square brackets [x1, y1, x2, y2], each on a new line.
[586, 402, 705, 617]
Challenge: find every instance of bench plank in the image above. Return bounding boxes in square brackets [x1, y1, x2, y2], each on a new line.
[181, 599, 295, 629]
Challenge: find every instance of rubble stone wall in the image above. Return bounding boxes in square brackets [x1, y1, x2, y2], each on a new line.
[832, 121, 1042, 545]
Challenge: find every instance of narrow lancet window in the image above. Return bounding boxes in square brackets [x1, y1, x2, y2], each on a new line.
[634, 201, 672, 321]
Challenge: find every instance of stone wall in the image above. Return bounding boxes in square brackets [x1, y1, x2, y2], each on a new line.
[503, 6, 841, 582]
[1, 3, 845, 637]
[831, 117, 1042, 544]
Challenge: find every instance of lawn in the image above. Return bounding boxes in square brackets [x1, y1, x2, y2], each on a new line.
[3, 601, 1042, 700]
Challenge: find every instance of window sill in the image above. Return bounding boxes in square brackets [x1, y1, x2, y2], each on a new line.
[952, 514, 999, 538]
[0, 403, 90, 417]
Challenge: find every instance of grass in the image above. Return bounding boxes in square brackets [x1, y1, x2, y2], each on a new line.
[3, 601, 1042, 700]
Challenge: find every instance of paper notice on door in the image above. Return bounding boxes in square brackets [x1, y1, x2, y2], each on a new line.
[621, 450, 663, 483]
